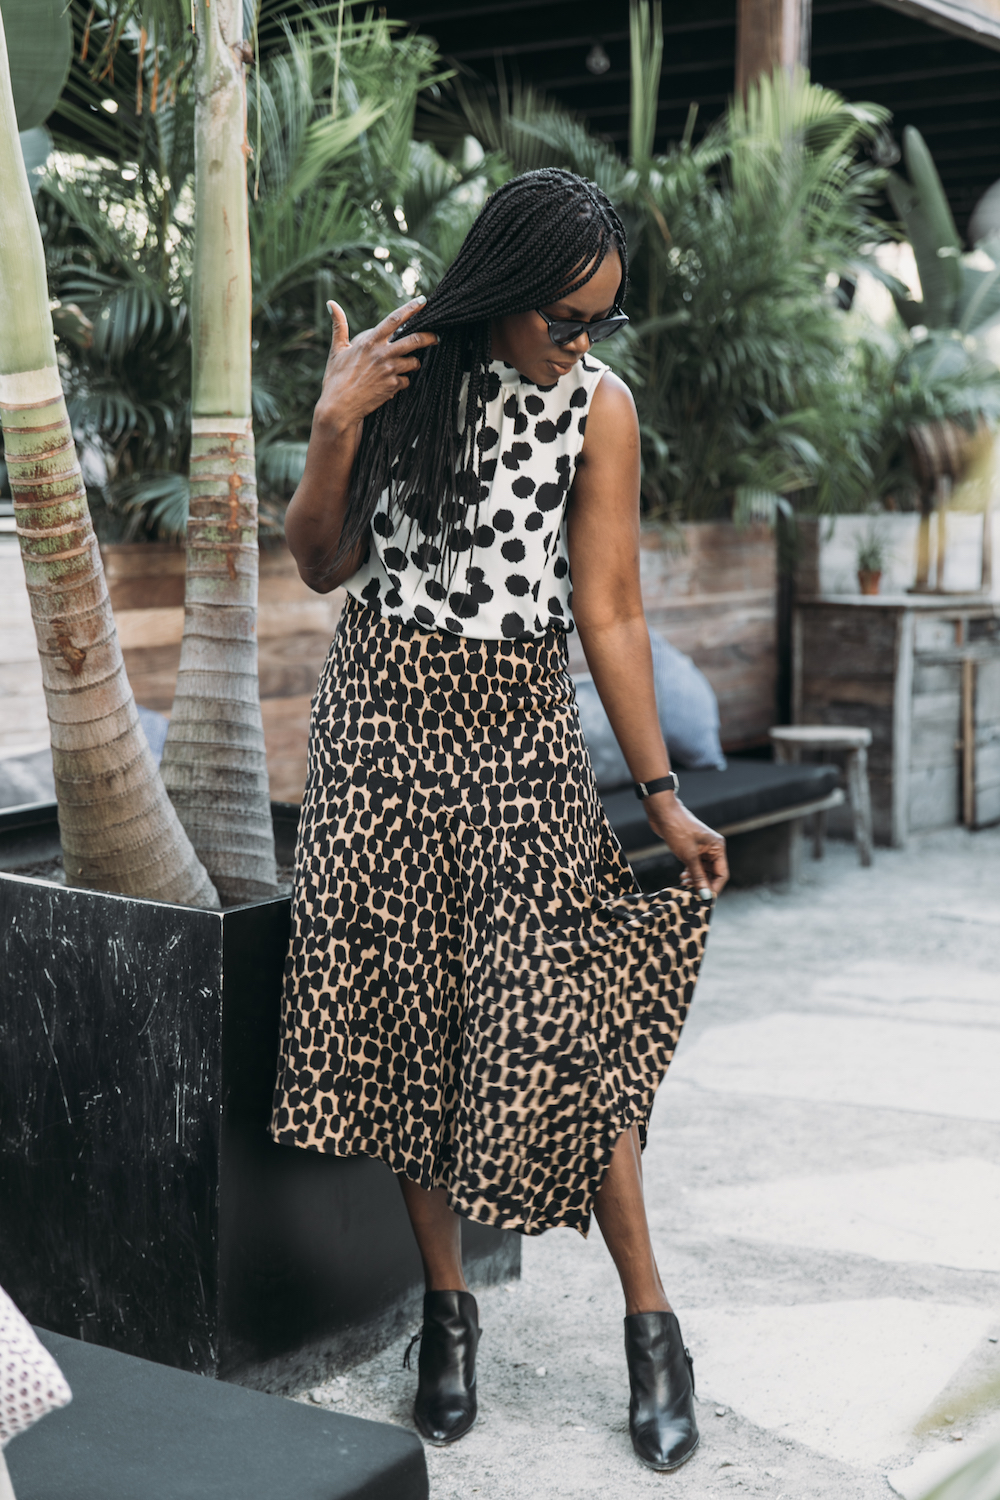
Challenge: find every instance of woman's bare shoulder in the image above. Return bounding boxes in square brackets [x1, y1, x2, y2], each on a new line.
[579, 369, 639, 464]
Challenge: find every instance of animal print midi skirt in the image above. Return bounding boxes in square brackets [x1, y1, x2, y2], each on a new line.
[270, 597, 712, 1237]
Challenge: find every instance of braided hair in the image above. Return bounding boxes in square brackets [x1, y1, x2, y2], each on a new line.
[335, 168, 629, 574]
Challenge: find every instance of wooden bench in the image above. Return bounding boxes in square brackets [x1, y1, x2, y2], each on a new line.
[5, 1328, 427, 1500]
[601, 759, 844, 885]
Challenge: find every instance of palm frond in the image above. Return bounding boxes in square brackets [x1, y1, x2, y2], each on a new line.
[256, 438, 308, 492]
[114, 469, 190, 536]
[732, 487, 793, 527]
[628, 0, 663, 166]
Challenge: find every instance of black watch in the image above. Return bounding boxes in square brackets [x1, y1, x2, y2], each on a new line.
[634, 772, 680, 800]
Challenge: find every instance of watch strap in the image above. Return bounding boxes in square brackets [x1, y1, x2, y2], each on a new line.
[634, 772, 680, 800]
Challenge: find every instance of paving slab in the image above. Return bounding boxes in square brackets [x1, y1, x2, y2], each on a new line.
[296, 826, 1000, 1499]
[684, 1299, 995, 1467]
[689, 1158, 1000, 1272]
[670, 1011, 1000, 1121]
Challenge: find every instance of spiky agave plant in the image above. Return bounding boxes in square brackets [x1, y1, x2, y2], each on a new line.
[0, 1, 217, 906]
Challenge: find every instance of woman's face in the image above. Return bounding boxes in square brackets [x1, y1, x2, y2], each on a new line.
[490, 248, 623, 386]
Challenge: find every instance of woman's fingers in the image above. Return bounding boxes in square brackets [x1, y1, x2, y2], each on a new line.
[695, 836, 728, 895]
[389, 328, 439, 354]
[377, 295, 429, 342]
[708, 840, 729, 893]
[685, 853, 712, 901]
[326, 300, 350, 353]
[388, 354, 424, 374]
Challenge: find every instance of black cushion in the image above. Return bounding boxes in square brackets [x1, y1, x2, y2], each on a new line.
[6, 1328, 427, 1500]
[601, 759, 841, 852]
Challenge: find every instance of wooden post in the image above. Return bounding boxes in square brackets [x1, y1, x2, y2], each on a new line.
[982, 493, 993, 593]
[962, 657, 975, 828]
[735, 0, 812, 93]
[934, 475, 951, 591]
[914, 508, 932, 590]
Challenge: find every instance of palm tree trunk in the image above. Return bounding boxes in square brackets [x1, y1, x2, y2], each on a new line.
[0, 6, 217, 907]
[159, 0, 278, 904]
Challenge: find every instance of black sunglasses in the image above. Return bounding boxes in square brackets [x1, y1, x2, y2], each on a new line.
[535, 306, 629, 348]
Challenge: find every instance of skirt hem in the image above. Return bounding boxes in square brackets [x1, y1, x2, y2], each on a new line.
[270, 1101, 651, 1241]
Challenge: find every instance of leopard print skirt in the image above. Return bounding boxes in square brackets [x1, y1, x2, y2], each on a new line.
[270, 597, 712, 1237]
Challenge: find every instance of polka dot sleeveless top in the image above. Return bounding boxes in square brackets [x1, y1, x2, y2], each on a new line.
[345, 353, 608, 639]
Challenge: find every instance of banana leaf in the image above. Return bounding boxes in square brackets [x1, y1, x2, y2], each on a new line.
[0, 0, 72, 130]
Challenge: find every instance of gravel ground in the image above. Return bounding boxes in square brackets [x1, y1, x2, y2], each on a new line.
[295, 825, 1000, 1500]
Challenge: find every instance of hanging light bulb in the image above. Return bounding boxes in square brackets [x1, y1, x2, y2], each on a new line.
[586, 43, 611, 76]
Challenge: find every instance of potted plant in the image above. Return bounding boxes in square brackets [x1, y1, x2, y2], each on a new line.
[856, 520, 889, 594]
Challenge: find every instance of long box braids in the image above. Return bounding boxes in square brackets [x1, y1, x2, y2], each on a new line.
[333, 168, 629, 579]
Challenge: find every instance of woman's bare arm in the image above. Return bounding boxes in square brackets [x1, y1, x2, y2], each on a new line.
[284, 296, 439, 593]
[567, 373, 728, 896]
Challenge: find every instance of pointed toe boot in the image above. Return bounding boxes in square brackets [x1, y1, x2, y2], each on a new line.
[409, 1290, 480, 1446]
[624, 1310, 699, 1472]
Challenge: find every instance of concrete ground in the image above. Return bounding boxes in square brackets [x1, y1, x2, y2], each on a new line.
[298, 825, 1000, 1500]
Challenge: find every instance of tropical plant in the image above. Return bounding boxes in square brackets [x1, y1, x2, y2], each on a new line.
[25, 0, 477, 899]
[837, 127, 1000, 517]
[35, 0, 461, 539]
[887, 125, 1000, 340]
[3, 0, 71, 192]
[855, 518, 889, 574]
[155, 0, 281, 904]
[913, 1370, 1000, 1500]
[921, 1442, 1000, 1500]
[72, 0, 284, 903]
[430, 6, 895, 526]
[0, 0, 217, 906]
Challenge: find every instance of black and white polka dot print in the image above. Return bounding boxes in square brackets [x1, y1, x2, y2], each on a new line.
[346, 355, 608, 639]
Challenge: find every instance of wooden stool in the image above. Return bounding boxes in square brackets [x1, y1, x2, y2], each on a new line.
[769, 726, 874, 867]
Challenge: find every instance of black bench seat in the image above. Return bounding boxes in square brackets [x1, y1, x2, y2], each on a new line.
[6, 1328, 427, 1500]
[601, 759, 842, 882]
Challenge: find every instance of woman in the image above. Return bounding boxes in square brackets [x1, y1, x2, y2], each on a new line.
[271, 168, 728, 1472]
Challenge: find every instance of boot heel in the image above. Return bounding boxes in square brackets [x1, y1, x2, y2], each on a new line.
[411, 1291, 480, 1446]
[624, 1310, 699, 1471]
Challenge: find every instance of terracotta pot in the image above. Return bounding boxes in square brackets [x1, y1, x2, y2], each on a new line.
[857, 569, 882, 596]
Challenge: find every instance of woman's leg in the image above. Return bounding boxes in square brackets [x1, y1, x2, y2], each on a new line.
[398, 1178, 479, 1446]
[593, 1125, 671, 1315]
[397, 1177, 469, 1292]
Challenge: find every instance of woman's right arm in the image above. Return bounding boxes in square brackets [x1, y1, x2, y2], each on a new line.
[284, 295, 438, 594]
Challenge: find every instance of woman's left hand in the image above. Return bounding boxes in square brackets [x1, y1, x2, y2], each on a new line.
[642, 793, 728, 899]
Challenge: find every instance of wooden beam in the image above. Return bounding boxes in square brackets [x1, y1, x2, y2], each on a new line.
[870, 0, 1000, 53]
[735, 0, 812, 92]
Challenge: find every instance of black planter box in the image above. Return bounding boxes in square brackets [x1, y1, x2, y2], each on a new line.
[0, 802, 518, 1391]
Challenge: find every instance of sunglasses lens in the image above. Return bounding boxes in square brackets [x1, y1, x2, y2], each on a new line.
[589, 316, 628, 344]
[542, 312, 629, 346]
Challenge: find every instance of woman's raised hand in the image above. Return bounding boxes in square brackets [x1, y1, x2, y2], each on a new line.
[312, 297, 438, 437]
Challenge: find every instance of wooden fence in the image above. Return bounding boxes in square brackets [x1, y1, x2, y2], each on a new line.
[1, 522, 778, 800]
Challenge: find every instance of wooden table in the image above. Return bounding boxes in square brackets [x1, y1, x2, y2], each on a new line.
[793, 595, 1000, 846]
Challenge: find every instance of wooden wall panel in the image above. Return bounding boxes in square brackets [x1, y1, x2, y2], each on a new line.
[568, 522, 779, 751]
[795, 597, 1000, 844]
[795, 604, 902, 845]
[103, 523, 778, 801]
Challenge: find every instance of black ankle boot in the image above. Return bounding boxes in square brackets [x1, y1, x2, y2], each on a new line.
[624, 1310, 699, 1471]
[407, 1290, 480, 1446]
